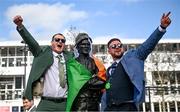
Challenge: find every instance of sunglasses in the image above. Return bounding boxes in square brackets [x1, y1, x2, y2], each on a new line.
[54, 38, 66, 43]
[109, 44, 123, 49]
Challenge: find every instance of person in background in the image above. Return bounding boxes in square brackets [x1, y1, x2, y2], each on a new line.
[13, 15, 74, 111]
[65, 33, 106, 111]
[22, 96, 36, 112]
[104, 12, 171, 111]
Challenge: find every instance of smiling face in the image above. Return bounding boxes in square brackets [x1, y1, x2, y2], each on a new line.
[51, 34, 66, 54]
[108, 40, 124, 60]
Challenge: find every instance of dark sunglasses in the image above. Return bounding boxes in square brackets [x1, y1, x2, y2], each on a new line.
[109, 44, 123, 49]
[54, 38, 66, 43]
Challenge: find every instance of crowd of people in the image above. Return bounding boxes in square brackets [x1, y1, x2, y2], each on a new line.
[14, 11, 171, 112]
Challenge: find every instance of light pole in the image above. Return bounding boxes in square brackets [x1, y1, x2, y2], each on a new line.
[21, 40, 27, 89]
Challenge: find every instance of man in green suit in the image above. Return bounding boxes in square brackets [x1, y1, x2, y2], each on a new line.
[13, 15, 74, 111]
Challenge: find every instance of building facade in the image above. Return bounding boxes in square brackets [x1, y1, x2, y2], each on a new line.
[0, 40, 180, 112]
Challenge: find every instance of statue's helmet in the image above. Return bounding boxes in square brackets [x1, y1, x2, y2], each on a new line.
[75, 33, 92, 46]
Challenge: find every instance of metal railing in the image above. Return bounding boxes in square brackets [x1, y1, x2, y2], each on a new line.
[143, 86, 180, 112]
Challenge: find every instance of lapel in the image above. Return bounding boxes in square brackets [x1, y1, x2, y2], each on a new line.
[106, 67, 111, 79]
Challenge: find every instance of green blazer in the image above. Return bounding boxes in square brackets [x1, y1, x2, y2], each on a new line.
[17, 25, 74, 100]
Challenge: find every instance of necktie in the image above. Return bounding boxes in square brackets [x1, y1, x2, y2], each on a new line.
[57, 55, 66, 88]
[111, 62, 117, 75]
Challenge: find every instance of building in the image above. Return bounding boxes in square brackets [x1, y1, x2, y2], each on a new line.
[0, 39, 180, 112]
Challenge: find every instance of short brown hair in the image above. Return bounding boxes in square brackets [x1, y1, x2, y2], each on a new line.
[107, 38, 121, 48]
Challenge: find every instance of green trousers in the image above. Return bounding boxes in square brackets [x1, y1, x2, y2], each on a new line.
[36, 99, 66, 112]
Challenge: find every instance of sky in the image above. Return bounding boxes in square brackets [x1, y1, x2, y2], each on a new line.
[0, 0, 179, 43]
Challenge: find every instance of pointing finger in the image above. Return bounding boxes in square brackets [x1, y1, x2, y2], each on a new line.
[165, 12, 171, 18]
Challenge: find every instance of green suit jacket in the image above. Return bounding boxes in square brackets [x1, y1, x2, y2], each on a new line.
[17, 25, 74, 100]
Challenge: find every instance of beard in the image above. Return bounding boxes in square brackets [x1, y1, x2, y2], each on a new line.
[113, 51, 124, 59]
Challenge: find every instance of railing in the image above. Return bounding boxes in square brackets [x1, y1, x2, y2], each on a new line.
[142, 86, 180, 112]
[1, 86, 180, 112]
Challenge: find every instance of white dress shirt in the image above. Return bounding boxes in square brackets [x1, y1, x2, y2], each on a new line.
[42, 51, 67, 98]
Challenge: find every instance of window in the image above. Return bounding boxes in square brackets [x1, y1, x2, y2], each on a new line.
[154, 102, 160, 111]
[0, 77, 14, 100]
[178, 102, 180, 111]
[16, 47, 24, 56]
[0, 84, 5, 89]
[7, 85, 12, 89]
[16, 58, 23, 66]
[2, 58, 7, 67]
[169, 102, 176, 111]
[15, 77, 22, 89]
[7, 90, 13, 100]
[8, 47, 15, 56]
[1, 47, 8, 56]
[128, 44, 137, 50]
[92, 45, 98, 54]
[99, 45, 106, 53]
[177, 72, 180, 84]
[8, 58, 14, 67]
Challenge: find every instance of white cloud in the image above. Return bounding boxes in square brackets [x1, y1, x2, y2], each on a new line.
[5, 2, 88, 40]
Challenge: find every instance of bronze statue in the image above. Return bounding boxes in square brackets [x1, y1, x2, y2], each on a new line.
[71, 33, 106, 111]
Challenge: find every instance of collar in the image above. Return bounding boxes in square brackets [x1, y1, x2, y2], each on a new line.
[114, 59, 120, 64]
[53, 51, 63, 57]
[28, 105, 36, 112]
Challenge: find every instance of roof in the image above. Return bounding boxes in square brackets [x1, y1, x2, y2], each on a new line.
[0, 38, 179, 46]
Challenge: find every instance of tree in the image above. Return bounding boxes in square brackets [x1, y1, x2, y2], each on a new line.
[64, 25, 79, 51]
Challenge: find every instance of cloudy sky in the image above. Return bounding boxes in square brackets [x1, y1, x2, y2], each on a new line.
[0, 0, 179, 43]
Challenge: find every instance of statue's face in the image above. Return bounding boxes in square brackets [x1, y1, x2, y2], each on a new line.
[77, 39, 91, 55]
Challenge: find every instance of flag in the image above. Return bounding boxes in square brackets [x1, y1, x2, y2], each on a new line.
[93, 56, 106, 81]
[66, 58, 91, 111]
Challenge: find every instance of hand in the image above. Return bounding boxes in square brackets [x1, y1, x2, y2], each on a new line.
[13, 15, 23, 27]
[160, 12, 171, 29]
[88, 76, 105, 89]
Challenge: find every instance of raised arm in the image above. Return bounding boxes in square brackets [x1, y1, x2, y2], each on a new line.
[13, 15, 42, 57]
[136, 12, 171, 60]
